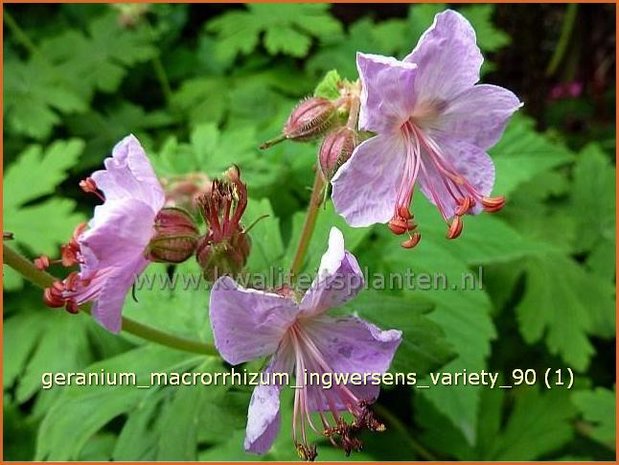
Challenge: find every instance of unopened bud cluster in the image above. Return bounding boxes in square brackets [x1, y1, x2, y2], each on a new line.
[261, 79, 362, 182]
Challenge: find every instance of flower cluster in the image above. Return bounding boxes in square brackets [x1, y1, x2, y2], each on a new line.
[32, 8, 521, 462]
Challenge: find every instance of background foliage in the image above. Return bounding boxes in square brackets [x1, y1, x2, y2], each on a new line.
[3, 3, 616, 461]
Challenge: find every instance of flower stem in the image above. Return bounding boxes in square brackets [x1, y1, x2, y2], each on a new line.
[546, 4, 578, 76]
[289, 168, 325, 279]
[3, 244, 218, 356]
[4, 9, 39, 56]
[373, 403, 438, 461]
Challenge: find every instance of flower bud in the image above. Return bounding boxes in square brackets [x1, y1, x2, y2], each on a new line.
[319, 127, 358, 181]
[146, 207, 200, 264]
[284, 97, 337, 142]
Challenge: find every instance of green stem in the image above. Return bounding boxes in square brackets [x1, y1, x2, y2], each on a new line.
[4, 9, 40, 56]
[3, 244, 218, 356]
[152, 55, 173, 105]
[546, 4, 578, 77]
[373, 404, 438, 461]
[289, 168, 325, 279]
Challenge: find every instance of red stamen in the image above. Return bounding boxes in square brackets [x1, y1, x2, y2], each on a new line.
[481, 196, 505, 213]
[447, 216, 464, 239]
[455, 196, 474, 216]
[401, 232, 421, 249]
[79, 177, 105, 201]
[34, 255, 51, 270]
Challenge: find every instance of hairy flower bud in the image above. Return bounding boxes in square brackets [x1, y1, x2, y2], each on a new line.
[284, 97, 337, 142]
[146, 207, 200, 264]
[319, 127, 358, 181]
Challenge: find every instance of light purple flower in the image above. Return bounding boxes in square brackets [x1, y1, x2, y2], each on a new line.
[209, 227, 402, 459]
[331, 10, 522, 246]
[49, 135, 165, 332]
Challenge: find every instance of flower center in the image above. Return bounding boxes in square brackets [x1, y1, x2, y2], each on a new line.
[391, 119, 505, 244]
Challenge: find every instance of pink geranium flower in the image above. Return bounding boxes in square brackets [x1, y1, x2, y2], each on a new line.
[331, 10, 522, 247]
[43, 135, 165, 332]
[209, 227, 401, 459]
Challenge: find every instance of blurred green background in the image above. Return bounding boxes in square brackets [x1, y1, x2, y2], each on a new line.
[3, 3, 616, 461]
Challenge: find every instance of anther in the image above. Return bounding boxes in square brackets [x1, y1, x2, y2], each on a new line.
[447, 216, 464, 239]
[79, 177, 105, 201]
[401, 232, 421, 249]
[481, 195, 505, 213]
[34, 255, 51, 270]
[455, 196, 474, 216]
[65, 299, 79, 314]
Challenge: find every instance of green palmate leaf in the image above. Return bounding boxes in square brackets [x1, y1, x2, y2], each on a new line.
[243, 198, 285, 277]
[3, 139, 86, 290]
[490, 115, 575, 196]
[375, 228, 495, 445]
[36, 345, 205, 460]
[206, 4, 342, 61]
[171, 77, 229, 126]
[307, 18, 408, 79]
[417, 386, 576, 460]
[350, 291, 455, 376]
[112, 359, 243, 461]
[502, 176, 578, 254]
[39, 11, 157, 97]
[152, 123, 282, 195]
[516, 252, 615, 372]
[284, 201, 373, 275]
[123, 261, 212, 343]
[4, 57, 88, 139]
[571, 144, 615, 264]
[412, 194, 546, 265]
[458, 5, 510, 52]
[65, 102, 175, 172]
[572, 387, 616, 450]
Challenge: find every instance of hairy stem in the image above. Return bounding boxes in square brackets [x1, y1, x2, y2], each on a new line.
[3, 244, 218, 356]
[289, 168, 326, 278]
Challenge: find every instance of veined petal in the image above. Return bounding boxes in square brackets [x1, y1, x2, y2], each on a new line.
[244, 349, 294, 454]
[431, 84, 523, 150]
[303, 315, 402, 411]
[299, 227, 364, 317]
[89, 255, 149, 333]
[418, 137, 495, 219]
[404, 10, 483, 103]
[79, 198, 157, 273]
[356, 52, 418, 133]
[91, 135, 165, 213]
[209, 276, 299, 365]
[331, 133, 408, 227]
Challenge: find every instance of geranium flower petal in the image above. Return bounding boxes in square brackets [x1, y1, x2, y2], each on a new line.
[332, 133, 408, 227]
[91, 134, 165, 213]
[356, 52, 418, 133]
[244, 349, 294, 454]
[90, 255, 149, 333]
[404, 10, 483, 103]
[432, 84, 523, 150]
[303, 315, 402, 411]
[299, 227, 364, 317]
[209, 276, 299, 365]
